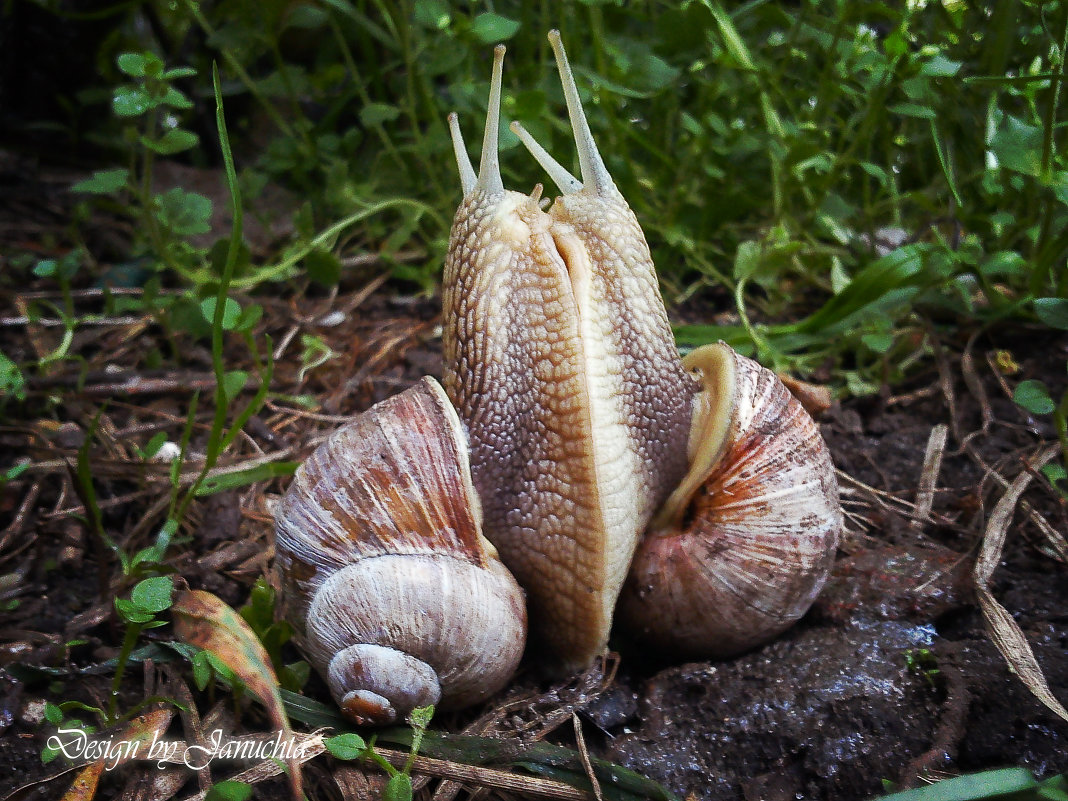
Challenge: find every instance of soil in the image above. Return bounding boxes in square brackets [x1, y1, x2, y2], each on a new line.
[0, 160, 1066, 799]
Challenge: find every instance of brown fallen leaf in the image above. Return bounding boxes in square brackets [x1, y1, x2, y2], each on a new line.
[52, 708, 173, 801]
[171, 587, 303, 799]
[776, 372, 833, 417]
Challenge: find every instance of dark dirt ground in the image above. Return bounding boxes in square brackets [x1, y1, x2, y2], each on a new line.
[0, 157, 1066, 800]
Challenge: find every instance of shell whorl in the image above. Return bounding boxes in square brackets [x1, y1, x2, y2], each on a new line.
[619, 343, 842, 657]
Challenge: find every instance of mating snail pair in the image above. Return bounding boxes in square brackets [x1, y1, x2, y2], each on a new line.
[274, 32, 842, 726]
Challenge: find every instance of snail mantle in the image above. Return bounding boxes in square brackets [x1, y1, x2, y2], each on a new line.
[273, 32, 842, 726]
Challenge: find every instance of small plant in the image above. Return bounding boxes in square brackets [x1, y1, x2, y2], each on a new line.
[325, 704, 435, 801]
[1012, 297, 1068, 496]
[904, 647, 942, 690]
[72, 52, 208, 273]
[240, 578, 309, 693]
[111, 576, 175, 719]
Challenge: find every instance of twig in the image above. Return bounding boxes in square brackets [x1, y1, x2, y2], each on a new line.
[371, 746, 594, 801]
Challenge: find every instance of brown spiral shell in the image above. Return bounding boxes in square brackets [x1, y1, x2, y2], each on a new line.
[618, 343, 842, 658]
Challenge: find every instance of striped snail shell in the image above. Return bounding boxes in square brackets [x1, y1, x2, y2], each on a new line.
[274, 377, 526, 725]
[619, 343, 841, 657]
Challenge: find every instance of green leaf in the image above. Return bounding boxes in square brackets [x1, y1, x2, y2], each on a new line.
[305, 248, 342, 287]
[32, 260, 56, 278]
[1034, 297, 1068, 329]
[162, 66, 197, 80]
[862, 332, 895, 354]
[205, 780, 252, 801]
[113, 86, 153, 117]
[860, 162, 889, 187]
[876, 767, 1054, 801]
[115, 597, 156, 624]
[234, 304, 263, 333]
[71, 168, 129, 194]
[2, 461, 29, 481]
[325, 733, 368, 760]
[286, 4, 329, 29]
[470, 12, 521, 43]
[920, 54, 962, 77]
[194, 461, 298, 496]
[162, 86, 194, 110]
[1043, 462, 1067, 485]
[192, 650, 213, 690]
[990, 115, 1043, 177]
[142, 129, 199, 155]
[0, 352, 26, 402]
[979, 251, 1027, 278]
[359, 103, 401, 127]
[413, 0, 451, 29]
[200, 297, 242, 331]
[733, 240, 762, 282]
[142, 431, 169, 459]
[154, 188, 212, 236]
[222, 370, 248, 402]
[888, 103, 937, 119]
[44, 702, 63, 725]
[131, 576, 175, 614]
[131, 519, 176, 568]
[116, 52, 148, 77]
[1014, 379, 1056, 416]
[383, 773, 413, 801]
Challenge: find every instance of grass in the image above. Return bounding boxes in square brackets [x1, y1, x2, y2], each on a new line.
[6, 2, 1067, 377]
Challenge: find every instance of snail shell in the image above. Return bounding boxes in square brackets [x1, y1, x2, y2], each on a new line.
[619, 343, 842, 657]
[274, 377, 526, 725]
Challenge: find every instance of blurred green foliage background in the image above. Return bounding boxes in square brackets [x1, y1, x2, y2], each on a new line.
[3, 0, 1067, 395]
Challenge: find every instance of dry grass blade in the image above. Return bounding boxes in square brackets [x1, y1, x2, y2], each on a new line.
[572, 713, 603, 801]
[973, 443, 1068, 722]
[370, 746, 596, 800]
[910, 424, 947, 531]
[176, 733, 327, 801]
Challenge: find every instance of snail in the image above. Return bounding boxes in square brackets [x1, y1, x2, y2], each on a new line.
[274, 32, 841, 723]
[274, 378, 526, 724]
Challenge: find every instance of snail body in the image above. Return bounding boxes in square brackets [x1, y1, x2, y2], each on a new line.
[444, 35, 694, 671]
[275, 33, 841, 723]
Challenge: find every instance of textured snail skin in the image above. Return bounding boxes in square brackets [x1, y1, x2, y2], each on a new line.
[443, 37, 694, 670]
[274, 377, 526, 724]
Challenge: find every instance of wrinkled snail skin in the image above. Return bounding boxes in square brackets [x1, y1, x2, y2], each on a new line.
[444, 36, 695, 671]
[274, 377, 526, 725]
[619, 344, 842, 657]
